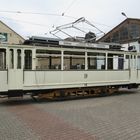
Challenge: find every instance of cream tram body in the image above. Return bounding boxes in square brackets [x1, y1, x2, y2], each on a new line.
[0, 41, 139, 97]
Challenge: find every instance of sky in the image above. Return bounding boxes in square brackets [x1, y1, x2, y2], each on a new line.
[0, 0, 140, 39]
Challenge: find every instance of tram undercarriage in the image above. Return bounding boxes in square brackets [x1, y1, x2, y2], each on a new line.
[0, 83, 138, 101]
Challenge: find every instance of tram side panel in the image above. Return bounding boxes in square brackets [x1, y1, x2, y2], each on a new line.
[23, 70, 131, 91]
[8, 69, 23, 90]
[137, 70, 140, 84]
[85, 70, 130, 87]
[0, 70, 8, 93]
[23, 71, 84, 90]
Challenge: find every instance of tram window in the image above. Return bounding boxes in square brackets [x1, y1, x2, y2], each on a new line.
[88, 57, 97, 69]
[96, 55, 105, 70]
[64, 57, 70, 70]
[129, 55, 137, 69]
[9, 49, 14, 69]
[24, 50, 32, 70]
[64, 51, 85, 70]
[0, 49, 6, 69]
[137, 56, 140, 69]
[88, 53, 105, 70]
[124, 55, 129, 70]
[17, 49, 21, 69]
[36, 57, 50, 70]
[108, 54, 124, 70]
[70, 58, 85, 70]
[126, 55, 129, 59]
[118, 57, 124, 70]
[133, 55, 137, 69]
[108, 57, 113, 69]
[36, 50, 61, 70]
[51, 56, 61, 70]
[88, 53, 97, 70]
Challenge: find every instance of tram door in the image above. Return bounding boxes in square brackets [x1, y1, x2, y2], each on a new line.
[129, 55, 137, 83]
[8, 49, 23, 90]
[0, 48, 8, 92]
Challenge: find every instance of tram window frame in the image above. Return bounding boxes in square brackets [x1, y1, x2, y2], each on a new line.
[108, 53, 124, 70]
[129, 55, 137, 69]
[124, 55, 129, 70]
[36, 57, 50, 70]
[137, 55, 140, 69]
[133, 55, 137, 69]
[9, 49, 14, 69]
[0, 48, 6, 70]
[24, 50, 32, 70]
[64, 51, 85, 70]
[88, 57, 97, 70]
[36, 49, 61, 70]
[17, 49, 21, 69]
[88, 52, 106, 70]
[51, 56, 61, 70]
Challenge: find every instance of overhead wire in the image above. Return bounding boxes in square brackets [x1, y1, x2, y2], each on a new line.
[87, 18, 113, 28]
[0, 10, 77, 19]
[0, 10, 112, 28]
[0, 10, 76, 32]
[0, 10, 113, 38]
[51, 0, 79, 29]
[0, 16, 49, 27]
[62, 0, 79, 16]
[0, 10, 63, 17]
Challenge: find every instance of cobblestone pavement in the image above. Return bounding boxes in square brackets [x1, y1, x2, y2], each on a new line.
[0, 89, 140, 140]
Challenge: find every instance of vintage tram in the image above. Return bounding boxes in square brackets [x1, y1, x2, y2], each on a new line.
[0, 37, 139, 99]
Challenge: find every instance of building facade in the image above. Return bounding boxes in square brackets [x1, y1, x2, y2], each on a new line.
[97, 18, 140, 52]
[98, 18, 140, 44]
[0, 21, 25, 44]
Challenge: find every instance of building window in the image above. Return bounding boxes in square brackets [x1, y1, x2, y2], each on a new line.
[129, 24, 140, 39]
[0, 33, 8, 42]
[120, 27, 128, 41]
[112, 32, 119, 42]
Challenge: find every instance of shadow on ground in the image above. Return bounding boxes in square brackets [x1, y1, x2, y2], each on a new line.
[0, 88, 139, 106]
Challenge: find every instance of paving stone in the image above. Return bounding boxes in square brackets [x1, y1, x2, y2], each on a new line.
[1, 90, 140, 140]
[36, 90, 140, 140]
[0, 103, 39, 140]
